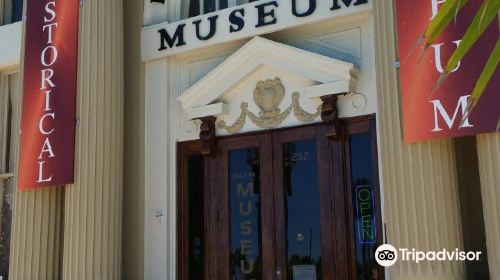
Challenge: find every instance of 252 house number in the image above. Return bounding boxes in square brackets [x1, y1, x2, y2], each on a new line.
[291, 152, 310, 162]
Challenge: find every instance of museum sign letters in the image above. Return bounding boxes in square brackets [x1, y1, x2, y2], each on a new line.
[142, 0, 371, 60]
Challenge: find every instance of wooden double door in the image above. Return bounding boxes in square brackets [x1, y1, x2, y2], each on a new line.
[178, 121, 381, 280]
[209, 124, 350, 280]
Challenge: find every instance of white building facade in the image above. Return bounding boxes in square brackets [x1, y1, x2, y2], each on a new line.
[0, 0, 498, 279]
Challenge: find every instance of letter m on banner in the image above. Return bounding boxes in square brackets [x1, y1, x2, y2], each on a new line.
[430, 95, 473, 132]
[18, 0, 79, 190]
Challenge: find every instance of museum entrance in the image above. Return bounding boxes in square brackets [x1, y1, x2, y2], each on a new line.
[178, 118, 383, 280]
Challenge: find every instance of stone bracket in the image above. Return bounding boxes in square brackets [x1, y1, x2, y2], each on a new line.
[320, 94, 346, 141]
[198, 116, 217, 156]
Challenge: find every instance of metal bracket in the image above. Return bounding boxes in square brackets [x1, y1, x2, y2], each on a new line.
[155, 209, 165, 223]
[394, 59, 401, 68]
[0, 173, 14, 180]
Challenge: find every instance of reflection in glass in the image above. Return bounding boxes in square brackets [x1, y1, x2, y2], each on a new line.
[2, 0, 23, 24]
[188, 155, 205, 280]
[283, 139, 322, 279]
[12, 0, 23, 22]
[350, 133, 376, 280]
[229, 148, 262, 280]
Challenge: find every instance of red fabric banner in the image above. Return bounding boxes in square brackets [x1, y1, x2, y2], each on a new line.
[18, 0, 79, 190]
[395, 0, 499, 143]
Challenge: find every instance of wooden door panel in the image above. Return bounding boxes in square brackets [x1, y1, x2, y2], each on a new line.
[178, 120, 382, 280]
[259, 133, 276, 280]
[208, 146, 227, 280]
[272, 125, 338, 280]
[211, 133, 275, 280]
[318, 124, 351, 280]
[315, 125, 337, 280]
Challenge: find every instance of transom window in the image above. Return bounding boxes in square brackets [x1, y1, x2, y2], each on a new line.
[1, 0, 23, 25]
[183, 0, 257, 18]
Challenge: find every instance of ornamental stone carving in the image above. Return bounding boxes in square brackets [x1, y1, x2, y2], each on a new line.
[218, 78, 321, 133]
[292, 91, 322, 122]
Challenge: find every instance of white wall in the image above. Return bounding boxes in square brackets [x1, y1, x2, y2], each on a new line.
[0, 22, 21, 71]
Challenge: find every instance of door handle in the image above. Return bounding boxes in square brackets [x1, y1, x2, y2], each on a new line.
[276, 266, 282, 280]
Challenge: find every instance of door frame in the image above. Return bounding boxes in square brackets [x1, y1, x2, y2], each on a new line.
[177, 115, 383, 280]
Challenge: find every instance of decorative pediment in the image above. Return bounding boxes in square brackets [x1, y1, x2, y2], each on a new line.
[177, 36, 359, 119]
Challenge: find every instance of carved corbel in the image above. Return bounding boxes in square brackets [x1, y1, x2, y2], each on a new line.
[198, 116, 217, 156]
[320, 94, 344, 141]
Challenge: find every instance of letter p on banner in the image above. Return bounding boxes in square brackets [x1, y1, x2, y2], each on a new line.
[18, 0, 79, 190]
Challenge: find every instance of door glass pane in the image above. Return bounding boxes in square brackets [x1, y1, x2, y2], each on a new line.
[188, 0, 201, 17]
[219, 0, 228, 9]
[12, 0, 23, 22]
[229, 148, 262, 280]
[188, 155, 205, 279]
[283, 139, 322, 280]
[204, 0, 216, 13]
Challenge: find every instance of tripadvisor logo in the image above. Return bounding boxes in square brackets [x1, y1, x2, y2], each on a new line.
[375, 244, 398, 267]
[375, 244, 482, 267]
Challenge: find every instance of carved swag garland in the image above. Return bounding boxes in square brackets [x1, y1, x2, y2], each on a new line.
[218, 78, 322, 133]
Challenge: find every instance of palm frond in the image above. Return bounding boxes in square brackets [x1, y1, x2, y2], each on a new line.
[416, 0, 469, 61]
[445, 0, 500, 74]
[431, 0, 500, 96]
[460, 38, 500, 126]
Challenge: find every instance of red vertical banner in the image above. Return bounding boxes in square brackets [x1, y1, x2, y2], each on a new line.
[395, 0, 499, 143]
[18, 0, 79, 190]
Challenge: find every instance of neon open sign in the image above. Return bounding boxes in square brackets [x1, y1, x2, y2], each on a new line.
[355, 185, 376, 244]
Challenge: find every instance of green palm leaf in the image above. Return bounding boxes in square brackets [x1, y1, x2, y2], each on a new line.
[431, 0, 500, 96]
[417, 0, 500, 124]
[445, 0, 500, 74]
[415, 0, 469, 60]
[461, 38, 500, 126]
[424, 0, 468, 47]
